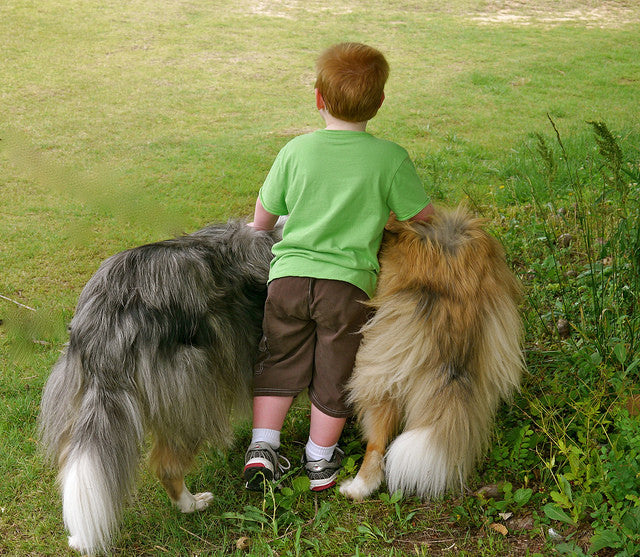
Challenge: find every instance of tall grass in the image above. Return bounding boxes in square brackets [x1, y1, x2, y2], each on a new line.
[489, 120, 640, 555]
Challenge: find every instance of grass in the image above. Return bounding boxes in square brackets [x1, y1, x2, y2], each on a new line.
[2, 0, 640, 555]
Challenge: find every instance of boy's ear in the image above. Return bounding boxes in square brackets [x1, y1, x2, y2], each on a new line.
[379, 92, 385, 107]
[315, 88, 325, 110]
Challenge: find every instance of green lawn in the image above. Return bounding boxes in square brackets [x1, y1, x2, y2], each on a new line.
[2, 1, 640, 555]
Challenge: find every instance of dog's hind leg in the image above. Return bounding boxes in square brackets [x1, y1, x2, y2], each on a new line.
[340, 398, 400, 501]
[149, 437, 214, 513]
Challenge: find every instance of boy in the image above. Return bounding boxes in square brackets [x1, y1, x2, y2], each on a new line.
[244, 42, 434, 491]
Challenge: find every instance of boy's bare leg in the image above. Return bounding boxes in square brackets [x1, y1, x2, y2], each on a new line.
[309, 403, 346, 447]
[252, 395, 294, 430]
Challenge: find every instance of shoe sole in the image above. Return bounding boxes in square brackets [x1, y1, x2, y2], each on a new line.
[310, 479, 337, 491]
[308, 471, 339, 491]
[244, 463, 274, 491]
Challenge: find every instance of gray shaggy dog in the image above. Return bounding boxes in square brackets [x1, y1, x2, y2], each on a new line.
[38, 220, 281, 555]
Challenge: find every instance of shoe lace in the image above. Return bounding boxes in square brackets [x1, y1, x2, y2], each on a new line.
[277, 454, 291, 474]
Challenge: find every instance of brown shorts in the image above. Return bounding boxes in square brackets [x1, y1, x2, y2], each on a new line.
[253, 277, 371, 418]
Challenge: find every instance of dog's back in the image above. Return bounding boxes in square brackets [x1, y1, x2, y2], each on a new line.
[39, 220, 279, 554]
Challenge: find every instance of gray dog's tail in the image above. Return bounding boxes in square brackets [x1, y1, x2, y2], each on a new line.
[39, 342, 143, 554]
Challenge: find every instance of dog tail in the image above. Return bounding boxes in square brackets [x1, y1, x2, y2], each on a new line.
[383, 296, 523, 499]
[39, 343, 143, 554]
[384, 325, 523, 499]
[384, 378, 493, 498]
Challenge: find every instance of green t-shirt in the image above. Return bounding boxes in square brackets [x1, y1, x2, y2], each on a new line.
[259, 129, 429, 297]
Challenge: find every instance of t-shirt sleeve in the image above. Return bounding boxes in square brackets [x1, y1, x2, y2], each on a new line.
[258, 149, 289, 216]
[387, 156, 430, 220]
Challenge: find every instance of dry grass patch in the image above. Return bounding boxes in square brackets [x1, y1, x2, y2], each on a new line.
[471, 0, 640, 27]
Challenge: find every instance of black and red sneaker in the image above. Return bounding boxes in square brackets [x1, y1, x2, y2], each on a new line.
[243, 441, 290, 491]
[302, 447, 344, 492]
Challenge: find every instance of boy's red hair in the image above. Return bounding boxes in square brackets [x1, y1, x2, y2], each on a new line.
[315, 43, 389, 123]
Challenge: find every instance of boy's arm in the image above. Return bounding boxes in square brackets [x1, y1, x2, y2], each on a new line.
[386, 203, 435, 230]
[249, 197, 280, 231]
[409, 202, 434, 222]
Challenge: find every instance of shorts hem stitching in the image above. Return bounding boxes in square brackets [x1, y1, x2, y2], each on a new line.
[309, 391, 352, 419]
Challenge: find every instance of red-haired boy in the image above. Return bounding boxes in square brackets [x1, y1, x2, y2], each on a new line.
[244, 42, 433, 491]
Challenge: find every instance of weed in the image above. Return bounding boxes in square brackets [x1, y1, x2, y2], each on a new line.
[499, 120, 640, 556]
[379, 491, 419, 530]
[220, 471, 309, 537]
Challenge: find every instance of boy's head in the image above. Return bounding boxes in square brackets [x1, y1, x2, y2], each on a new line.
[315, 42, 389, 123]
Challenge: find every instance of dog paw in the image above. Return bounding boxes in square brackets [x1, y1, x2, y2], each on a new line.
[193, 491, 214, 511]
[339, 476, 373, 501]
[177, 490, 214, 513]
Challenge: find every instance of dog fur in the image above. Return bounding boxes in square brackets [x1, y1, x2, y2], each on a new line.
[340, 206, 524, 501]
[38, 220, 281, 554]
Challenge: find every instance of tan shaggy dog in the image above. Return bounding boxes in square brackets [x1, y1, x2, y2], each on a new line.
[340, 206, 524, 501]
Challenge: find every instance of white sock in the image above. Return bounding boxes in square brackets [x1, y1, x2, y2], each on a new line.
[305, 438, 336, 462]
[251, 428, 280, 449]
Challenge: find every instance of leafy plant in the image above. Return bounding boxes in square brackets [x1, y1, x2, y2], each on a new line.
[379, 490, 419, 529]
[501, 120, 640, 556]
[221, 471, 309, 536]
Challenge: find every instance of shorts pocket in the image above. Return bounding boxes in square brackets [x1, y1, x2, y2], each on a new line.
[254, 335, 269, 376]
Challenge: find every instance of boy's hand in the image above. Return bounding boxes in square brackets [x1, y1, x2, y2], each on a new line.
[385, 212, 402, 232]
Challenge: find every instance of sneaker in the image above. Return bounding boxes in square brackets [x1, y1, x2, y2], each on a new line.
[302, 446, 344, 492]
[243, 441, 290, 491]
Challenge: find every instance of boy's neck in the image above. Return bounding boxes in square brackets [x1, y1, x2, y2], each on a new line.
[320, 109, 368, 132]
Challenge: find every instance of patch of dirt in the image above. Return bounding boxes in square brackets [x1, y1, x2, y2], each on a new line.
[245, 0, 353, 19]
[471, 1, 640, 28]
[240, 0, 639, 27]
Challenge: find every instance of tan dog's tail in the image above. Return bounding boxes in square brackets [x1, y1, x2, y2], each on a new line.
[384, 368, 496, 498]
